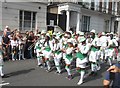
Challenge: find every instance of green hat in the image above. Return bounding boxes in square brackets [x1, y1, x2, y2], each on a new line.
[79, 37, 86, 43]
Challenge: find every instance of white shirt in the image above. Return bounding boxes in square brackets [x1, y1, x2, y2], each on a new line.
[10, 40, 18, 48]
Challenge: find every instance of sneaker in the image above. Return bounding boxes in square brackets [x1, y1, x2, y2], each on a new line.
[97, 66, 101, 71]
[12, 59, 15, 61]
[46, 68, 52, 72]
[1, 75, 9, 78]
[66, 75, 72, 80]
[77, 80, 83, 85]
[55, 71, 62, 75]
[40, 66, 43, 68]
[54, 71, 59, 74]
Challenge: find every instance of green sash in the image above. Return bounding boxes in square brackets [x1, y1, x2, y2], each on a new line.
[66, 53, 72, 61]
[36, 46, 41, 50]
[91, 46, 98, 52]
[45, 46, 51, 52]
[76, 52, 87, 60]
[55, 50, 61, 55]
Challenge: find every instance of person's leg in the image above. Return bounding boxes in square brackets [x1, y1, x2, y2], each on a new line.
[54, 57, 61, 73]
[30, 48, 33, 59]
[65, 64, 72, 80]
[0, 66, 4, 77]
[77, 69, 85, 85]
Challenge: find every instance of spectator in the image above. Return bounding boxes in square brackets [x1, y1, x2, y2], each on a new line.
[2, 34, 10, 61]
[103, 59, 120, 88]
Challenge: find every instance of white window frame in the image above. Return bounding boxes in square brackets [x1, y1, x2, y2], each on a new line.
[19, 10, 36, 31]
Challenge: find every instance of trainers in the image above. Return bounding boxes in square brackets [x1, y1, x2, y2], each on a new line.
[66, 75, 72, 80]
[46, 68, 52, 72]
[97, 66, 101, 71]
[77, 80, 83, 85]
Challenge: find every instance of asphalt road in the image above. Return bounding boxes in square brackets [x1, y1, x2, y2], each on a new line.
[1, 59, 112, 86]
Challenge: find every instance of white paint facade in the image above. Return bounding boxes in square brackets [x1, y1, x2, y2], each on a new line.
[1, 2, 47, 32]
[58, 2, 117, 33]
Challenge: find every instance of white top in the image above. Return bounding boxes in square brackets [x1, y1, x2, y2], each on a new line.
[10, 40, 18, 48]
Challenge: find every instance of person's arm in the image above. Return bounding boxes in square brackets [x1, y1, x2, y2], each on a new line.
[103, 80, 110, 88]
[107, 65, 120, 73]
[103, 71, 111, 88]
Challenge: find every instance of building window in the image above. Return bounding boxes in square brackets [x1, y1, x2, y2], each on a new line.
[19, 10, 36, 30]
[105, 20, 110, 32]
[103, 1, 107, 12]
[91, 0, 95, 10]
[81, 15, 90, 32]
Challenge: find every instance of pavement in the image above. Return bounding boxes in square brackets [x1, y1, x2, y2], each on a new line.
[1, 58, 115, 87]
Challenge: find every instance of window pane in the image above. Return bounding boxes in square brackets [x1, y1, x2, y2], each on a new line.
[33, 12, 36, 21]
[24, 11, 31, 20]
[82, 15, 90, 32]
[19, 10, 22, 20]
[32, 21, 35, 28]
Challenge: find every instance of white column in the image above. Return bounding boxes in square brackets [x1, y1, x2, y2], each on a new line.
[76, 12, 80, 34]
[31, 12, 33, 30]
[66, 10, 70, 31]
[118, 18, 120, 39]
[0, 1, 2, 31]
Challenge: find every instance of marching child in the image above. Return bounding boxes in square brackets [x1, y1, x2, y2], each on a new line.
[62, 39, 74, 80]
[34, 34, 43, 67]
[52, 36, 63, 74]
[42, 34, 53, 72]
[75, 37, 91, 85]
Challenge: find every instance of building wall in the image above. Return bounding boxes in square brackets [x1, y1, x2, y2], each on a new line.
[70, 11, 77, 28]
[2, 2, 47, 32]
[81, 8, 114, 33]
[0, 1, 2, 31]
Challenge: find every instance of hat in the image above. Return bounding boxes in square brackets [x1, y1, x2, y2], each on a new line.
[90, 29, 95, 33]
[41, 30, 46, 34]
[79, 37, 86, 43]
[46, 33, 50, 37]
[110, 32, 114, 35]
[64, 34, 68, 37]
[101, 32, 105, 35]
[55, 36, 60, 40]
[5, 25, 9, 29]
[53, 32, 56, 35]
[79, 32, 84, 36]
[36, 34, 40, 37]
[67, 39, 72, 43]
[106, 33, 110, 35]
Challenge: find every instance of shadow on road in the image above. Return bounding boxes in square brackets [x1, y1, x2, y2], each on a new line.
[5, 68, 35, 77]
[84, 63, 109, 84]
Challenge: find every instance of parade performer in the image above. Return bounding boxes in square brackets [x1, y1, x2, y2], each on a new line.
[105, 33, 118, 66]
[62, 39, 74, 80]
[76, 36, 91, 85]
[89, 29, 100, 76]
[52, 35, 63, 74]
[34, 34, 43, 67]
[42, 33, 53, 72]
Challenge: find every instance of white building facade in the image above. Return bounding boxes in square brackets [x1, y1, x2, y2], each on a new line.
[48, 0, 119, 33]
[0, 1, 47, 32]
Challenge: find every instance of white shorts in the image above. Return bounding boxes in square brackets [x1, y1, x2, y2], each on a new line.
[64, 58, 73, 65]
[42, 50, 52, 58]
[55, 53, 62, 59]
[76, 58, 88, 68]
[89, 51, 97, 63]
